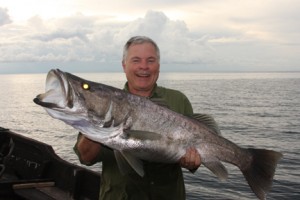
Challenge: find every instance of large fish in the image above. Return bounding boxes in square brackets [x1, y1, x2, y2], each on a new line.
[34, 69, 282, 200]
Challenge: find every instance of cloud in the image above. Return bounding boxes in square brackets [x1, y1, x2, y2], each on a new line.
[0, 2, 299, 73]
[0, 11, 212, 66]
[0, 7, 12, 26]
[0, 13, 112, 63]
[113, 11, 213, 63]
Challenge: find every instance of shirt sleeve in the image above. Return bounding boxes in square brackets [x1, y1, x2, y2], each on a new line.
[156, 86, 193, 116]
[182, 93, 193, 116]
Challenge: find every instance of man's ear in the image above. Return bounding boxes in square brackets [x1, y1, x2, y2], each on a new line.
[122, 61, 126, 72]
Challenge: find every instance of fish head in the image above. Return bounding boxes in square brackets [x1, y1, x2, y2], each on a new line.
[33, 69, 115, 137]
[34, 69, 76, 111]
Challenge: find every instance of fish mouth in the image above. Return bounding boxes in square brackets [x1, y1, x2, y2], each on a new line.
[33, 69, 73, 109]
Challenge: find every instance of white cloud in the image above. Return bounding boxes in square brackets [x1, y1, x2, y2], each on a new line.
[0, 0, 299, 73]
[0, 7, 12, 26]
[0, 11, 213, 65]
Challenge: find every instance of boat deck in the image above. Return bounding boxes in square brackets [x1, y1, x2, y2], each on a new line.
[0, 127, 101, 200]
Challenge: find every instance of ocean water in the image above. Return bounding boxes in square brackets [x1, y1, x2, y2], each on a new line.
[0, 72, 299, 199]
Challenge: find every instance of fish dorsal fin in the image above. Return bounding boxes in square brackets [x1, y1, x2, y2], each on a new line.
[192, 113, 221, 135]
[123, 130, 162, 141]
[114, 150, 144, 177]
[203, 159, 228, 181]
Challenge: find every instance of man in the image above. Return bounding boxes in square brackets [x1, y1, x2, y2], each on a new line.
[74, 36, 201, 200]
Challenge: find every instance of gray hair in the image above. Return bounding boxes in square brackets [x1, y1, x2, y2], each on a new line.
[122, 36, 160, 62]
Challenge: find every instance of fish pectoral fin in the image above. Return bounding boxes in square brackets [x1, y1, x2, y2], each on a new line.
[203, 160, 228, 181]
[192, 113, 221, 135]
[114, 150, 132, 175]
[114, 150, 144, 177]
[123, 130, 162, 141]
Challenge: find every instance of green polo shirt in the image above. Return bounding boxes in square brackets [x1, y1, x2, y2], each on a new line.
[74, 84, 193, 200]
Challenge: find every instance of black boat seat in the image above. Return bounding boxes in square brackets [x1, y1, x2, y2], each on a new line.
[14, 181, 71, 200]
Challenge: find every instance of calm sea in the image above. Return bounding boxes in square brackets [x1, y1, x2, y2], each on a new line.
[0, 72, 299, 199]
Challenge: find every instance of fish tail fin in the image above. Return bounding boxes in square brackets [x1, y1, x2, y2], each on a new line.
[242, 148, 282, 200]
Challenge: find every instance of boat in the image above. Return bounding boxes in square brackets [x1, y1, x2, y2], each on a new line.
[0, 127, 101, 200]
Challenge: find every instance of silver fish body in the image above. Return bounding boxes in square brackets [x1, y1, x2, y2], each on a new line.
[34, 69, 282, 200]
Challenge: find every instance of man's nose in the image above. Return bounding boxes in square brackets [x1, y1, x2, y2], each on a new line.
[139, 60, 149, 69]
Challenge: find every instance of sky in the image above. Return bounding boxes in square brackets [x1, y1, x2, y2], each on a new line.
[0, 0, 299, 73]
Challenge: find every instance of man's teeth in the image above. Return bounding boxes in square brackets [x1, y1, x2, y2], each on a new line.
[137, 72, 150, 77]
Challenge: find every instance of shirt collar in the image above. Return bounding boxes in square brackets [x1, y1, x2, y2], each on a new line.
[123, 82, 162, 98]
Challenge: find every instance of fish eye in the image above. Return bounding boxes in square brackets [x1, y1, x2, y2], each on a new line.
[82, 83, 90, 90]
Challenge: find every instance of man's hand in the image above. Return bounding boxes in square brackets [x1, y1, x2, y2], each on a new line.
[77, 134, 101, 163]
[179, 147, 201, 172]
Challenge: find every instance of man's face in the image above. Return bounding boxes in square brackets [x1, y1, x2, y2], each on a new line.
[122, 42, 160, 96]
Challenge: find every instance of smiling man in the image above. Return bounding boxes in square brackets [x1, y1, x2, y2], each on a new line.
[122, 38, 160, 97]
[74, 36, 201, 200]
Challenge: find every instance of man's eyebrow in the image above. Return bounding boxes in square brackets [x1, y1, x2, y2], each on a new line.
[130, 56, 141, 60]
[129, 56, 157, 60]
